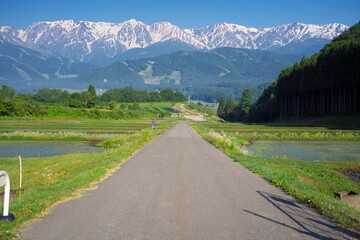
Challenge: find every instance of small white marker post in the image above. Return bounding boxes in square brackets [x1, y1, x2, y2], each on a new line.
[18, 155, 22, 190]
[0, 171, 15, 221]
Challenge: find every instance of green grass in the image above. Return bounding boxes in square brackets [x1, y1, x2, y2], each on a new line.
[240, 131, 360, 141]
[275, 115, 360, 129]
[116, 102, 178, 110]
[128, 102, 176, 108]
[0, 120, 159, 136]
[0, 102, 180, 121]
[190, 122, 360, 233]
[0, 134, 95, 141]
[232, 155, 360, 231]
[202, 122, 360, 141]
[0, 121, 175, 239]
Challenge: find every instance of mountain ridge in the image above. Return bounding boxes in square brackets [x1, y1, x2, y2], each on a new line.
[74, 47, 300, 102]
[0, 40, 95, 91]
[0, 19, 348, 64]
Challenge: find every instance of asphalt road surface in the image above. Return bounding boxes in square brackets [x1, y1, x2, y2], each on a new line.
[18, 122, 356, 240]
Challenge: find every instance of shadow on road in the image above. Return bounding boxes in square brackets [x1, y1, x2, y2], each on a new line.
[243, 191, 359, 239]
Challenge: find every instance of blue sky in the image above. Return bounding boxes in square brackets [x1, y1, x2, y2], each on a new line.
[0, 0, 359, 29]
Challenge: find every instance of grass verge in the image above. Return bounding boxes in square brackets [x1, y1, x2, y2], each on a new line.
[201, 122, 360, 141]
[0, 122, 175, 239]
[0, 134, 95, 141]
[190, 122, 360, 234]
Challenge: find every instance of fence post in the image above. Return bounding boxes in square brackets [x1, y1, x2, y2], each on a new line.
[0, 171, 15, 221]
[19, 155, 22, 190]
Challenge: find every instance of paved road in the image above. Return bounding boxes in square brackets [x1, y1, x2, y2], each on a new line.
[19, 122, 355, 240]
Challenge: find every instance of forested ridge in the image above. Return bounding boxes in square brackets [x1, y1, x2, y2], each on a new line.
[246, 22, 360, 122]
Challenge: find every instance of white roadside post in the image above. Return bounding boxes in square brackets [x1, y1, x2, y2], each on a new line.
[0, 171, 15, 221]
[19, 155, 22, 190]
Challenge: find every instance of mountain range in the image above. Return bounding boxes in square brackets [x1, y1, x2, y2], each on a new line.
[0, 40, 95, 91]
[0, 19, 349, 101]
[75, 47, 300, 102]
[0, 19, 348, 65]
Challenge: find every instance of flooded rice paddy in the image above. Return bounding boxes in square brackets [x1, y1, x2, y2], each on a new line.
[245, 141, 360, 161]
[0, 141, 104, 158]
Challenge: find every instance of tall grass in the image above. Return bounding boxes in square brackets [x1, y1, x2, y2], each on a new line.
[239, 131, 360, 141]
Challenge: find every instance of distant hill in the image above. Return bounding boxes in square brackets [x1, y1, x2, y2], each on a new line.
[249, 22, 360, 122]
[85, 40, 198, 66]
[76, 47, 300, 101]
[0, 40, 95, 92]
[269, 38, 331, 56]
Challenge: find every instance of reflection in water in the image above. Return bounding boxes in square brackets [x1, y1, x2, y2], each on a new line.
[0, 141, 104, 158]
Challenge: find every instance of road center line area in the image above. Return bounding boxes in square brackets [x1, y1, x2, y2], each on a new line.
[18, 122, 354, 240]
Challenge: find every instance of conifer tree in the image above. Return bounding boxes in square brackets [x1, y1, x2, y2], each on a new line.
[87, 84, 97, 108]
[217, 95, 226, 118]
[237, 89, 253, 121]
[224, 94, 236, 121]
[88, 85, 96, 99]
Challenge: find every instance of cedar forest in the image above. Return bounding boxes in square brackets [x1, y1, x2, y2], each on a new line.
[218, 22, 360, 122]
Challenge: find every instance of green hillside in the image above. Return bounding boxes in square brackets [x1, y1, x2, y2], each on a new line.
[76, 47, 300, 102]
[0, 41, 95, 92]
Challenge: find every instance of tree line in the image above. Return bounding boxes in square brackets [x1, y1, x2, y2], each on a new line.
[0, 84, 187, 117]
[216, 89, 253, 122]
[101, 87, 186, 103]
[217, 22, 360, 122]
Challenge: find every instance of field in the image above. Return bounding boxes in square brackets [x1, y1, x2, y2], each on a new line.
[0, 120, 175, 239]
[124, 102, 177, 108]
[0, 120, 158, 136]
[117, 102, 182, 112]
[191, 122, 360, 233]
[202, 122, 360, 141]
[0, 140, 104, 158]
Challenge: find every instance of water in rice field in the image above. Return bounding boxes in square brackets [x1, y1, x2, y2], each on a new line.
[0, 141, 104, 158]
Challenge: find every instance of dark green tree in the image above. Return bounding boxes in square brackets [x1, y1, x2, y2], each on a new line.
[224, 94, 236, 121]
[87, 85, 97, 108]
[137, 90, 150, 102]
[160, 89, 175, 101]
[236, 89, 253, 121]
[149, 91, 163, 102]
[33, 88, 69, 103]
[0, 85, 15, 100]
[68, 93, 85, 108]
[88, 85, 96, 98]
[100, 87, 186, 103]
[217, 95, 226, 118]
[248, 86, 277, 122]
[174, 91, 187, 102]
[81, 91, 92, 108]
[0, 99, 15, 116]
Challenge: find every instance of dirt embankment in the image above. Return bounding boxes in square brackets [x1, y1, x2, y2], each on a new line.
[175, 104, 206, 121]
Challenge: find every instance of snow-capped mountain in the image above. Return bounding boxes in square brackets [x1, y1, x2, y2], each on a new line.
[0, 19, 348, 64]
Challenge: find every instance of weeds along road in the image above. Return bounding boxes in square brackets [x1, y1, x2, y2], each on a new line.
[18, 122, 354, 240]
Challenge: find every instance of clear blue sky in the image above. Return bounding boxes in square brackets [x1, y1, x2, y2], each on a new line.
[0, 0, 359, 29]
